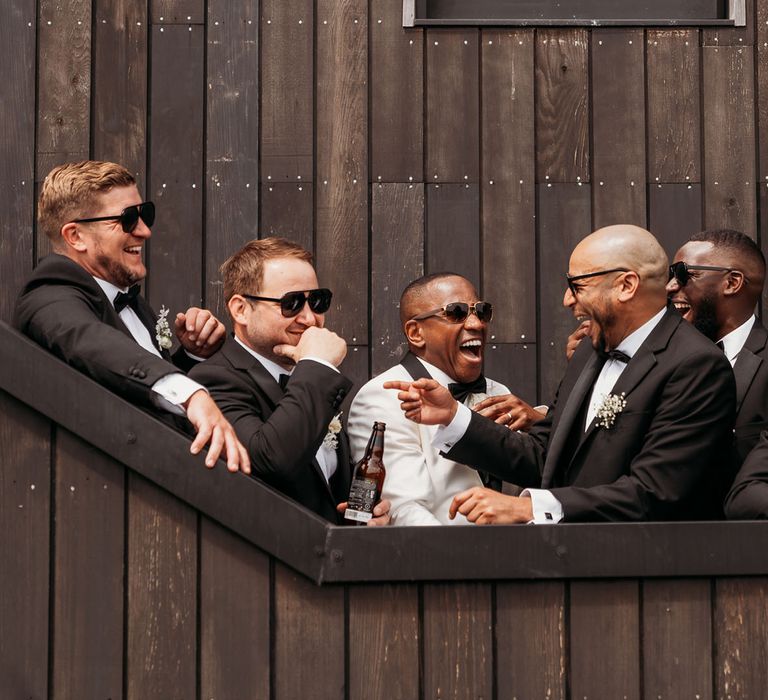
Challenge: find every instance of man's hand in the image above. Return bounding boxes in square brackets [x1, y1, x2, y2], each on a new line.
[472, 394, 546, 431]
[337, 498, 392, 526]
[273, 326, 347, 367]
[383, 378, 458, 426]
[566, 320, 591, 360]
[449, 487, 533, 524]
[175, 308, 226, 358]
[184, 390, 250, 474]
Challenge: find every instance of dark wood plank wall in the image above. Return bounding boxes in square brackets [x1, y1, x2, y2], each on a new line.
[5, 391, 768, 699]
[0, 0, 764, 402]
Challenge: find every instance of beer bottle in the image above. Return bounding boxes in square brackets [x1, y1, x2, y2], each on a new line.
[344, 421, 386, 523]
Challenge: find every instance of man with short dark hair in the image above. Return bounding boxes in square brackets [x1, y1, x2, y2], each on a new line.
[14, 160, 248, 472]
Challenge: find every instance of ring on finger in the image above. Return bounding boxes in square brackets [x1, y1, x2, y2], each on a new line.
[505, 411, 513, 422]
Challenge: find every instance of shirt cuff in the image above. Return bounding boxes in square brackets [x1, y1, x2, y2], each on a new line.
[183, 348, 207, 363]
[300, 356, 340, 373]
[432, 403, 472, 453]
[521, 488, 564, 524]
[151, 373, 207, 416]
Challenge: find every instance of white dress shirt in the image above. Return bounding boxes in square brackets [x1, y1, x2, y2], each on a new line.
[233, 336, 339, 483]
[717, 315, 755, 367]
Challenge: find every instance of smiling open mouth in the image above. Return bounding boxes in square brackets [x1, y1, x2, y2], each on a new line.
[459, 339, 482, 359]
[672, 301, 691, 315]
[124, 246, 142, 256]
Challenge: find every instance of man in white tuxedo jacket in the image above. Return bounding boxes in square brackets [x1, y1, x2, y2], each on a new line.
[348, 273, 544, 525]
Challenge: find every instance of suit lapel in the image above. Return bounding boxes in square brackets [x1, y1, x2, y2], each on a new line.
[733, 322, 767, 412]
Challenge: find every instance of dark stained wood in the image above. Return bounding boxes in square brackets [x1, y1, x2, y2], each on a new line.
[260, 0, 313, 181]
[274, 563, 345, 700]
[481, 29, 536, 343]
[151, 0, 204, 24]
[200, 518, 270, 700]
[758, 0, 768, 183]
[0, 0, 36, 322]
[591, 29, 646, 228]
[426, 183, 480, 284]
[570, 580, 640, 700]
[260, 183, 314, 252]
[484, 342, 538, 405]
[148, 24, 204, 312]
[51, 430, 124, 700]
[0, 392, 50, 700]
[714, 578, 768, 697]
[370, 0, 423, 183]
[339, 344, 370, 417]
[535, 29, 590, 183]
[703, 0, 754, 45]
[496, 581, 566, 700]
[92, 0, 148, 184]
[761, 183, 768, 312]
[315, 0, 368, 342]
[426, 28, 479, 183]
[649, 183, 703, 256]
[205, 0, 259, 317]
[423, 583, 493, 699]
[127, 474, 197, 700]
[371, 183, 424, 375]
[643, 579, 712, 700]
[702, 45, 757, 235]
[647, 29, 701, 184]
[36, 0, 92, 261]
[348, 584, 420, 700]
[536, 183, 592, 405]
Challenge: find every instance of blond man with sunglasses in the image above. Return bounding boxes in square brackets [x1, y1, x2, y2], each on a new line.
[14, 160, 249, 473]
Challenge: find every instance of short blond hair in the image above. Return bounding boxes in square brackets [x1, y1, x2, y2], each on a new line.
[221, 237, 313, 304]
[38, 160, 136, 246]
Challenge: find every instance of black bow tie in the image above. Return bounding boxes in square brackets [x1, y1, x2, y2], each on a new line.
[599, 348, 631, 364]
[113, 285, 141, 313]
[448, 375, 487, 403]
[278, 373, 290, 390]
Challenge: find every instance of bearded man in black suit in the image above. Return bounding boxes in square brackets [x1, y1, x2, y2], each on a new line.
[14, 160, 248, 472]
[189, 237, 389, 524]
[387, 225, 736, 523]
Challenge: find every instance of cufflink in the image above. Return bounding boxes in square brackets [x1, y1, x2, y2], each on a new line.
[544, 512, 553, 521]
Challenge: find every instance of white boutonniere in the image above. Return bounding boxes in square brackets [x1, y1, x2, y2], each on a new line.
[595, 392, 627, 429]
[155, 306, 173, 350]
[323, 412, 343, 450]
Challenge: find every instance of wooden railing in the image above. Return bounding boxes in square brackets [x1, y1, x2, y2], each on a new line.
[2, 320, 767, 699]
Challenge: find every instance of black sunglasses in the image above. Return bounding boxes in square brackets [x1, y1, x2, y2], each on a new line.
[411, 301, 494, 324]
[668, 261, 736, 286]
[566, 268, 630, 296]
[242, 288, 333, 318]
[73, 201, 155, 234]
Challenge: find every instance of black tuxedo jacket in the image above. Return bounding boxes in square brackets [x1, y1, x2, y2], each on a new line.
[446, 308, 736, 521]
[189, 339, 352, 523]
[14, 254, 195, 406]
[731, 320, 768, 465]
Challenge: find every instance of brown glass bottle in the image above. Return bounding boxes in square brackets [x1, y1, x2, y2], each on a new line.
[344, 421, 386, 523]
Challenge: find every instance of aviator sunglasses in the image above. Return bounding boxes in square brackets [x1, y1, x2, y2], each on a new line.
[668, 261, 737, 286]
[411, 301, 494, 324]
[242, 288, 333, 318]
[73, 201, 156, 234]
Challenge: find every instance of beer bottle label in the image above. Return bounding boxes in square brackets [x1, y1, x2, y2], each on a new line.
[344, 477, 378, 522]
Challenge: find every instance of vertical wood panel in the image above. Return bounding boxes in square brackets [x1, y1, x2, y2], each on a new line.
[426, 29, 479, 183]
[348, 584, 420, 700]
[92, 0, 148, 182]
[482, 29, 536, 343]
[484, 343, 538, 406]
[127, 475, 197, 700]
[260, 183, 314, 252]
[370, 0, 423, 182]
[426, 183, 480, 284]
[703, 46, 757, 235]
[649, 184, 703, 256]
[591, 29, 646, 228]
[206, 0, 259, 316]
[148, 24, 204, 312]
[339, 344, 370, 416]
[316, 0, 368, 342]
[496, 581, 566, 700]
[715, 578, 768, 697]
[274, 564, 345, 700]
[757, 0, 768, 313]
[703, 0, 755, 46]
[535, 29, 590, 183]
[0, 393, 50, 700]
[0, 0, 36, 321]
[261, 0, 313, 181]
[200, 519, 270, 700]
[422, 583, 493, 700]
[151, 0, 204, 24]
[51, 430, 124, 700]
[570, 580, 640, 700]
[537, 184, 592, 404]
[643, 579, 712, 700]
[647, 29, 701, 184]
[36, 0, 92, 260]
[371, 183, 424, 375]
